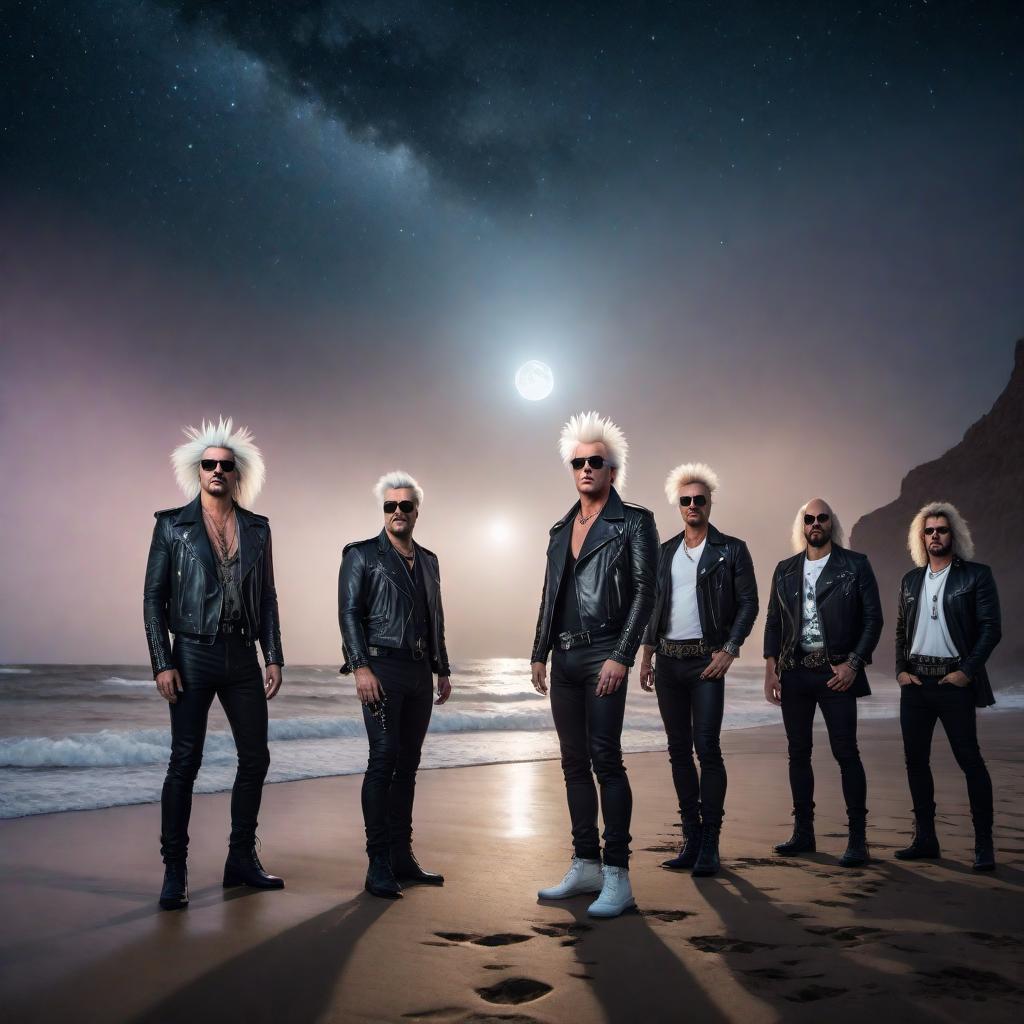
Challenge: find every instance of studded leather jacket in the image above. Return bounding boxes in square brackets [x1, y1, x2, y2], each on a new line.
[142, 495, 284, 675]
[338, 530, 451, 676]
[763, 545, 882, 697]
[531, 488, 660, 667]
[895, 558, 1000, 707]
[641, 523, 759, 653]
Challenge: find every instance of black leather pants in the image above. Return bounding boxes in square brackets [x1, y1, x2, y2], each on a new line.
[160, 633, 269, 863]
[549, 643, 632, 867]
[655, 653, 726, 828]
[900, 680, 993, 831]
[780, 667, 867, 822]
[360, 655, 434, 856]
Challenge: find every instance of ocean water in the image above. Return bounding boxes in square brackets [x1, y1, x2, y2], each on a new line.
[1, 660, 1020, 819]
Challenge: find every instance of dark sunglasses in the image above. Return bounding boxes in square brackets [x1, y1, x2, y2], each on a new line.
[383, 500, 416, 514]
[570, 455, 608, 470]
[804, 513, 831, 525]
[201, 459, 236, 473]
[679, 495, 708, 508]
[923, 525, 950, 536]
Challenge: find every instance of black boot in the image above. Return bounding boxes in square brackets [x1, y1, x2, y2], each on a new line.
[691, 824, 721, 877]
[662, 824, 702, 870]
[973, 832, 996, 872]
[365, 852, 403, 898]
[159, 861, 189, 910]
[774, 818, 816, 856]
[894, 817, 940, 860]
[391, 846, 444, 886]
[223, 844, 285, 889]
[839, 817, 868, 867]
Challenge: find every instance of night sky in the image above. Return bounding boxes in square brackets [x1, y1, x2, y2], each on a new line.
[1, 1, 1022, 663]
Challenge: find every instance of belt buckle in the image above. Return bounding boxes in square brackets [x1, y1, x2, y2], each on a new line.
[559, 632, 572, 651]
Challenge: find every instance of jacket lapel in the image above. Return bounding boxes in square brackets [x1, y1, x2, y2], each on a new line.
[780, 554, 803, 618]
[173, 495, 218, 582]
[238, 510, 267, 580]
[695, 523, 727, 583]
[813, 546, 848, 603]
[377, 530, 413, 597]
[578, 487, 625, 563]
[904, 566, 926, 643]
[942, 558, 968, 656]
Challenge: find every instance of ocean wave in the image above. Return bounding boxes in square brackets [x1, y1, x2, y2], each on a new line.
[101, 676, 154, 687]
[0, 667, 32, 674]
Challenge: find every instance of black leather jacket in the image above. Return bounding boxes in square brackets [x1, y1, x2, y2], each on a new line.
[642, 523, 758, 652]
[143, 495, 284, 675]
[895, 558, 1001, 708]
[338, 530, 451, 676]
[531, 488, 660, 667]
[763, 545, 882, 697]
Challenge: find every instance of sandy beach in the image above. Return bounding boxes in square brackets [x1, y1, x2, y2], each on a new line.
[2, 711, 1022, 1024]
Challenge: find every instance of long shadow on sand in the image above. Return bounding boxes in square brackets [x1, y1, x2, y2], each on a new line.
[127, 897, 391, 1024]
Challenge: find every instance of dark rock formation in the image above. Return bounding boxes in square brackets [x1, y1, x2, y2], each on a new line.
[851, 340, 1024, 675]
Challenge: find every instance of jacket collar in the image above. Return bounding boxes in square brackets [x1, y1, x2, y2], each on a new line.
[172, 495, 217, 581]
[663, 522, 726, 579]
[376, 528, 414, 597]
[550, 487, 625, 564]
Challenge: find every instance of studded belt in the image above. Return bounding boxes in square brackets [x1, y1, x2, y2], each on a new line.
[558, 629, 618, 651]
[799, 650, 848, 670]
[657, 638, 710, 659]
[910, 655, 961, 677]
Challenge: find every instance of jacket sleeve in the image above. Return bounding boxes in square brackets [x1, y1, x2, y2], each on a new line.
[961, 566, 1002, 680]
[851, 557, 884, 666]
[339, 545, 370, 671]
[640, 546, 664, 648]
[432, 557, 451, 677]
[763, 569, 782, 659]
[530, 559, 553, 664]
[611, 512, 660, 667]
[894, 579, 911, 676]
[258, 524, 284, 666]
[142, 517, 174, 677]
[727, 541, 759, 649]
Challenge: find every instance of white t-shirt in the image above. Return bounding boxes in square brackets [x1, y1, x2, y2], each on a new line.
[666, 537, 706, 640]
[910, 565, 959, 658]
[800, 553, 831, 651]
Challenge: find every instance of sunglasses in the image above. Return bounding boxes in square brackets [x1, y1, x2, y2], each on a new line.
[679, 495, 708, 508]
[201, 459, 236, 473]
[923, 525, 950, 536]
[383, 500, 416, 514]
[570, 455, 608, 470]
[804, 513, 831, 525]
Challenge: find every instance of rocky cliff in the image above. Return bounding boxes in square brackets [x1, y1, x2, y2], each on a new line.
[850, 339, 1024, 674]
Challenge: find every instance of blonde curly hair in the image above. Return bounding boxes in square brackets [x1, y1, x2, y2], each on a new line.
[907, 501, 974, 567]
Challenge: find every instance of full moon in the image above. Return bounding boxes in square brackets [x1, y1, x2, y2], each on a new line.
[515, 360, 554, 401]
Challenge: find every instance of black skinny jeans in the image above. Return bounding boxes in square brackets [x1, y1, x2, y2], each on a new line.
[549, 643, 632, 868]
[900, 680, 993, 833]
[360, 655, 434, 856]
[780, 667, 867, 823]
[160, 633, 270, 863]
[655, 654, 726, 829]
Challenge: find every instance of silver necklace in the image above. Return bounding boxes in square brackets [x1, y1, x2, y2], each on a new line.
[578, 506, 601, 526]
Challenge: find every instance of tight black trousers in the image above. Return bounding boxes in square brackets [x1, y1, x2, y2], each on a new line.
[360, 655, 434, 856]
[655, 654, 726, 829]
[160, 634, 269, 863]
[780, 667, 867, 823]
[900, 680, 993, 833]
[549, 643, 632, 867]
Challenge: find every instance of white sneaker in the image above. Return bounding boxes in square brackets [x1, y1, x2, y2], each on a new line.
[537, 857, 604, 899]
[587, 865, 635, 918]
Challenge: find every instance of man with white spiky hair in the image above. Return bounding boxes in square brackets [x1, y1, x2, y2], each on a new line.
[763, 498, 882, 868]
[339, 470, 452, 899]
[893, 501, 1001, 871]
[144, 417, 285, 911]
[639, 461, 758, 877]
[531, 411, 659, 918]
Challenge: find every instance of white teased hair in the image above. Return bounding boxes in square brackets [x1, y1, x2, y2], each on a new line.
[558, 411, 629, 491]
[791, 499, 845, 554]
[373, 470, 424, 506]
[907, 501, 975, 567]
[664, 461, 720, 505]
[171, 416, 265, 508]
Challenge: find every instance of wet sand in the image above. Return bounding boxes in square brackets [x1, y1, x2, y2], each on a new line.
[2, 711, 1023, 1023]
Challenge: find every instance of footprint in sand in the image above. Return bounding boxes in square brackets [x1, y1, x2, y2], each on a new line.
[403, 1010, 542, 1023]
[916, 965, 1020, 998]
[784, 984, 848, 1002]
[804, 925, 882, 944]
[475, 978, 554, 1005]
[689, 935, 777, 954]
[962, 931, 1024, 950]
[434, 933, 534, 947]
[642, 909, 695, 922]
